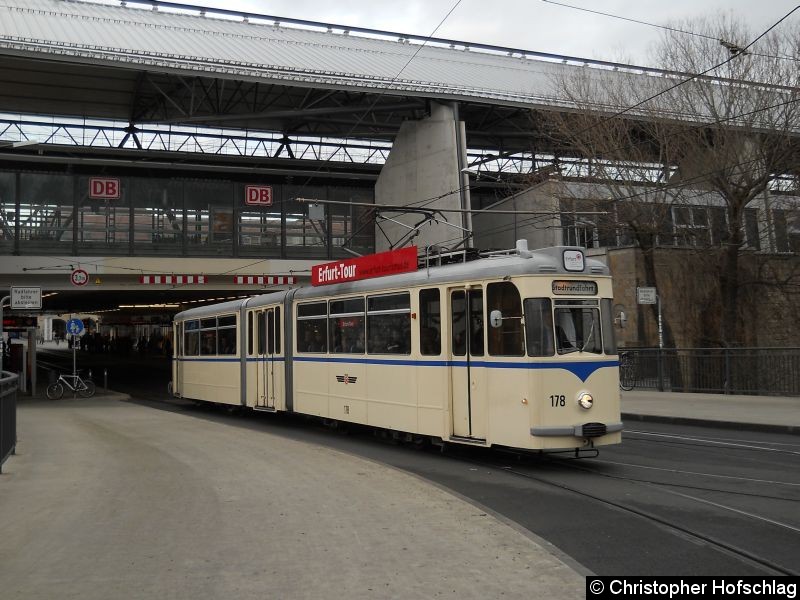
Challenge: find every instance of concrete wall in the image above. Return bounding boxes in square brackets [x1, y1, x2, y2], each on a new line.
[472, 180, 562, 251]
[374, 103, 470, 252]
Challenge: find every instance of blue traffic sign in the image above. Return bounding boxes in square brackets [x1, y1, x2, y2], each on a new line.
[66, 318, 85, 337]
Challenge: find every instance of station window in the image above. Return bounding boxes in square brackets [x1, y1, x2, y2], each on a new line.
[184, 320, 200, 356]
[524, 299, 555, 357]
[367, 293, 410, 355]
[487, 282, 524, 356]
[329, 297, 365, 354]
[297, 302, 328, 353]
[419, 289, 441, 356]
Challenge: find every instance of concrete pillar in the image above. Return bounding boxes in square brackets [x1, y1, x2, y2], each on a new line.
[374, 103, 471, 252]
[42, 316, 53, 342]
[471, 181, 562, 251]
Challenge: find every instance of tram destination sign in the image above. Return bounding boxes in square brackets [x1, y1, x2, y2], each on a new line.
[552, 280, 598, 295]
[312, 246, 418, 286]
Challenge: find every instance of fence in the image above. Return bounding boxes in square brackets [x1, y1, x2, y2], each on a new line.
[623, 348, 800, 396]
[1, 371, 19, 473]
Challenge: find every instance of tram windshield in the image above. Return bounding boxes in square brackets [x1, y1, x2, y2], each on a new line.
[553, 300, 602, 355]
[524, 298, 605, 356]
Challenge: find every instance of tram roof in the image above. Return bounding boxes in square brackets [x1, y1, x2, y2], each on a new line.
[174, 246, 610, 321]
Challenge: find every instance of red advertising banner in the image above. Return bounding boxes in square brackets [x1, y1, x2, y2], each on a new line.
[312, 246, 418, 286]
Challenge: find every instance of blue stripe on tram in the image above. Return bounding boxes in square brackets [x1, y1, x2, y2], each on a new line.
[177, 356, 617, 382]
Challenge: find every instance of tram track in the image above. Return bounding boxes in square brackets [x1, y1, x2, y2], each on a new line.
[442, 445, 800, 577]
[621, 429, 800, 455]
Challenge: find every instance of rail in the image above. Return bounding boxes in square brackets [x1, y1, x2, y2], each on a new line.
[1, 371, 19, 473]
[621, 347, 800, 396]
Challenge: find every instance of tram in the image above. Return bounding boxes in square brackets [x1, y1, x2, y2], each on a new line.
[171, 242, 622, 452]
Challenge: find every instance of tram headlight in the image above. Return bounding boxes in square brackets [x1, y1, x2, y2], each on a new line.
[577, 392, 594, 410]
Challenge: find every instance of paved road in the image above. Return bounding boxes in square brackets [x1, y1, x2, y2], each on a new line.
[1, 396, 584, 600]
[31, 348, 800, 576]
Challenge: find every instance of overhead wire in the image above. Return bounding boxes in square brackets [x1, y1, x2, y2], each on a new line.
[467, 5, 800, 173]
[539, 0, 800, 63]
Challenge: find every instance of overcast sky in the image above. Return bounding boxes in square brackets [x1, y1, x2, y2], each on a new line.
[155, 0, 800, 66]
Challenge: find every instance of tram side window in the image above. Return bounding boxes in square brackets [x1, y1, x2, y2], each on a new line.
[247, 312, 254, 355]
[523, 299, 555, 357]
[218, 315, 236, 355]
[601, 299, 618, 355]
[200, 318, 217, 356]
[184, 320, 200, 356]
[451, 291, 467, 357]
[367, 293, 410, 355]
[329, 297, 365, 354]
[419, 289, 441, 356]
[275, 307, 281, 354]
[267, 310, 275, 354]
[487, 282, 524, 356]
[297, 302, 328, 353]
[257, 312, 266, 354]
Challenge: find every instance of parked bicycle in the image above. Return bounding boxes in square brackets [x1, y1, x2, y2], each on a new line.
[46, 371, 96, 399]
[619, 350, 637, 391]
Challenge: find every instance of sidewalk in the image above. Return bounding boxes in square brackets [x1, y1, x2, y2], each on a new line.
[622, 390, 800, 434]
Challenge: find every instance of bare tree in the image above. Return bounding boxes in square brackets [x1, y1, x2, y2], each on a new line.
[546, 14, 800, 346]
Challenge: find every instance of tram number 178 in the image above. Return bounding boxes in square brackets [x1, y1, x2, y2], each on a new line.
[550, 395, 566, 407]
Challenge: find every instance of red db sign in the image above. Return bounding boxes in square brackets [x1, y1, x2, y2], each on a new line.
[89, 178, 120, 199]
[245, 185, 273, 206]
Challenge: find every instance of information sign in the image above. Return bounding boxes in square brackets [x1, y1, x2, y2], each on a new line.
[637, 287, 658, 305]
[11, 286, 42, 309]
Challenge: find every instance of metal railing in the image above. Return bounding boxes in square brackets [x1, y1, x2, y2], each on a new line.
[1, 371, 19, 473]
[622, 348, 800, 396]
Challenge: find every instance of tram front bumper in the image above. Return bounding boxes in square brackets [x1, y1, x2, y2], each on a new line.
[531, 422, 624, 438]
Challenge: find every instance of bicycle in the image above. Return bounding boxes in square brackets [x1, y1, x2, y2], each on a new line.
[619, 351, 637, 391]
[46, 371, 96, 399]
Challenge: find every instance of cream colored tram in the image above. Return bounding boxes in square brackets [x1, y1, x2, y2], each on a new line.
[172, 245, 622, 452]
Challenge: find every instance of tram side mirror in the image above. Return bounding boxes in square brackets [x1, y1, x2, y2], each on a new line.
[615, 310, 628, 329]
[489, 310, 503, 329]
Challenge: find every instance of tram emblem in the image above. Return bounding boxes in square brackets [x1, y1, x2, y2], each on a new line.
[335, 374, 358, 385]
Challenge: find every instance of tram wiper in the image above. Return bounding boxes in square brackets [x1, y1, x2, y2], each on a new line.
[580, 320, 596, 353]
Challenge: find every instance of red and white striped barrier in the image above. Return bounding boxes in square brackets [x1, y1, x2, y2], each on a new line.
[233, 276, 296, 285]
[139, 275, 207, 285]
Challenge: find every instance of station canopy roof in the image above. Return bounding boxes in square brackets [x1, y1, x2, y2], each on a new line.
[0, 0, 665, 160]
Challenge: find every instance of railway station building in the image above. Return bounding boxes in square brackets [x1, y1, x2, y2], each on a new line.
[0, 0, 797, 355]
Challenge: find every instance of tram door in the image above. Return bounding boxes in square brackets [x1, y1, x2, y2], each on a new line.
[255, 308, 278, 410]
[449, 288, 487, 440]
[174, 322, 183, 396]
